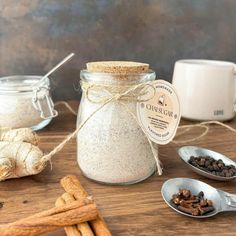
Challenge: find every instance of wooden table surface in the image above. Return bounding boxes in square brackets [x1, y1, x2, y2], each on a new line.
[1, 101, 236, 236]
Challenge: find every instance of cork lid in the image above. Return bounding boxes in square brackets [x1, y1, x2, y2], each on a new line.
[86, 61, 149, 74]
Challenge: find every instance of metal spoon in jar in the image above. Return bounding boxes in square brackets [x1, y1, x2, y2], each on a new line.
[32, 53, 75, 119]
[178, 146, 236, 181]
[161, 178, 236, 218]
[37, 52, 75, 85]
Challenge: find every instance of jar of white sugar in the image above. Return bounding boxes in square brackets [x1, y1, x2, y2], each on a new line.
[0, 75, 57, 130]
[77, 61, 158, 185]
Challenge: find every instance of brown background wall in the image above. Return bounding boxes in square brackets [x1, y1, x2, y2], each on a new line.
[1, 0, 236, 101]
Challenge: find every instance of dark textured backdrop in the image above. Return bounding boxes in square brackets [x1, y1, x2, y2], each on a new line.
[1, 0, 236, 100]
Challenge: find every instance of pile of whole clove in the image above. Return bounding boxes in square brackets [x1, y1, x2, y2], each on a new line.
[188, 156, 236, 178]
[171, 189, 215, 216]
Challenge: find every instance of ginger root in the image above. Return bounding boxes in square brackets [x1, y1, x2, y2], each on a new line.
[0, 128, 45, 181]
[0, 128, 39, 145]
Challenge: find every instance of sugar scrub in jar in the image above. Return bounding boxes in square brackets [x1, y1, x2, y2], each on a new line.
[0, 75, 57, 131]
[77, 61, 158, 185]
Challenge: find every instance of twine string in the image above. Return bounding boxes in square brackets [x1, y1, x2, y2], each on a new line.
[173, 120, 236, 144]
[36, 95, 115, 170]
[36, 81, 160, 171]
[173, 124, 209, 144]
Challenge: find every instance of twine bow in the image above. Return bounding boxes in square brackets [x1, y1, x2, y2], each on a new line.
[81, 81, 156, 103]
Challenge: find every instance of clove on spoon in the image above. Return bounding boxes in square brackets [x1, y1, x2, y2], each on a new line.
[172, 189, 215, 216]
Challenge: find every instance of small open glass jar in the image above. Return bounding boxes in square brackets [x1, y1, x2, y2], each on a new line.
[77, 61, 157, 185]
[0, 75, 57, 131]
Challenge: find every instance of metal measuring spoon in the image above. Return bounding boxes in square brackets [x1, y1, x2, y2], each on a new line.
[161, 178, 236, 218]
[178, 146, 236, 181]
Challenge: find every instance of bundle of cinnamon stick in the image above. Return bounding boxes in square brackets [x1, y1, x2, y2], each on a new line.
[58, 175, 112, 236]
[0, 175, 112, 236]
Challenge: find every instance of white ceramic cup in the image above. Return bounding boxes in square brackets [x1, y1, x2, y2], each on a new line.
[172, 59, 236, 121]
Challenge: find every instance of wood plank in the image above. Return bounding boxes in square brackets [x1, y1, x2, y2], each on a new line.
[0, 101, 236, 235]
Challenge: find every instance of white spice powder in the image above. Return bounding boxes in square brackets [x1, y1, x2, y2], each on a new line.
[0, 92, 51, 129]
[77, 98, 156, 184]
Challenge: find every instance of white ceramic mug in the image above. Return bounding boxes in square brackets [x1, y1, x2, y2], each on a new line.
[172, 60, 236, 121]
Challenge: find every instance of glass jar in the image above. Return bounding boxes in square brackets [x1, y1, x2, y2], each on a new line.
[0, 75, 57, 131]
[77, 70, 157, 185]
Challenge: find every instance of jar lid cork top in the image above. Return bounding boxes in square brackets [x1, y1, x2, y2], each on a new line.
[86, 61, 149, 74]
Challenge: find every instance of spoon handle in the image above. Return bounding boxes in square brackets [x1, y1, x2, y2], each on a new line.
[219, 190, 236, 211]
[225, 194, 236, 208]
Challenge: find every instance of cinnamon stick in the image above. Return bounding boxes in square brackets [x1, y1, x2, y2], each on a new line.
[0, 198, 98, 236]
[61, 175, 112, 236]
[55, 196, 82, 236]
[60, 193, 94, 236]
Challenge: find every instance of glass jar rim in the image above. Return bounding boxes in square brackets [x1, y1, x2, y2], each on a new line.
[80, 69, 156, 84]
[0, 75, 49, 93]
